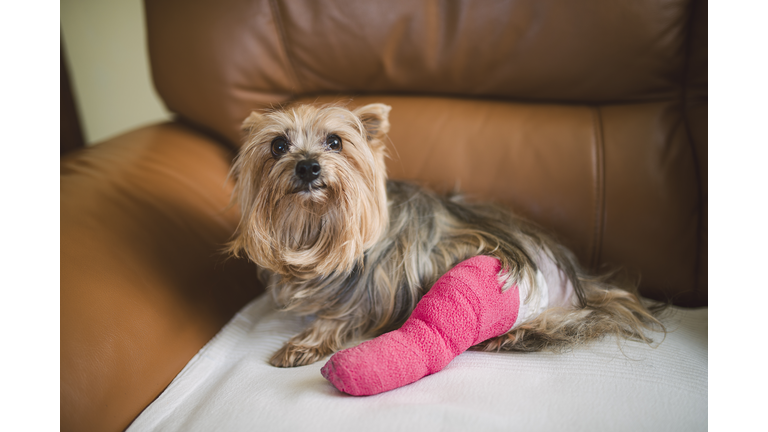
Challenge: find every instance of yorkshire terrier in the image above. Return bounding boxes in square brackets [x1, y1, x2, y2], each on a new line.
[228, 103, 664, 368]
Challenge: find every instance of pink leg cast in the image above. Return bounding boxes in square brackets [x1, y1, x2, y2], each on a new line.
[320, 255, 519, 396]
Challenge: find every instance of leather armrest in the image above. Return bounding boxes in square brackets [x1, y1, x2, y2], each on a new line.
[61, 122, 262, 432]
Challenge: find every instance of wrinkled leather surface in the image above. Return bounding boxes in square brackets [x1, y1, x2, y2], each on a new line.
[147, 0, 694, 146]
[60, 123, 262, 432]
[296, 95, 700, 304]
[62, 1, 707, 431]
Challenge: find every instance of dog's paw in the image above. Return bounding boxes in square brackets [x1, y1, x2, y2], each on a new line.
[270, 343, 330, 367]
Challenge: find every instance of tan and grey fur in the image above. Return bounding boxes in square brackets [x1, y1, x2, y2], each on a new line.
[228, 103, 665, 368]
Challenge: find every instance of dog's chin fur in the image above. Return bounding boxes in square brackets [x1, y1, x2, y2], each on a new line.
[228, 103, 666, 368]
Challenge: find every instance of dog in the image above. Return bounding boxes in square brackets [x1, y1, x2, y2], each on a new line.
[227, 102, 664, 368]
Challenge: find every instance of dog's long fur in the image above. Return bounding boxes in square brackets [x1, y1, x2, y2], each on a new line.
[228, 103, 665, 367]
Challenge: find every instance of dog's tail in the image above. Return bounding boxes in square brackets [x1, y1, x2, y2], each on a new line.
[475, 270, 668, 353]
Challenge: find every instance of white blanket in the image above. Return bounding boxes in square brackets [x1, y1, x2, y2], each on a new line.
[128, 295, 707, 432]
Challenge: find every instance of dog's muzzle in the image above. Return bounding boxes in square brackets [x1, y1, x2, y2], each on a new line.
[295, 159, 321, 183]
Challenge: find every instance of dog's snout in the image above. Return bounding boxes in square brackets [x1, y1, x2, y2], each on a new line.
[295, 159, 321, 182]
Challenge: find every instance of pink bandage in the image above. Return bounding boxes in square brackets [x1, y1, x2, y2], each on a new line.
[321, 255, 519, 396]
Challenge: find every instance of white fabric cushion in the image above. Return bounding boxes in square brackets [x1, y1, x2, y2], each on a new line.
[128, 295, 707, 432]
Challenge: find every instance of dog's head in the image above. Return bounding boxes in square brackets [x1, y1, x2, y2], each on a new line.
[228, 103, 391, 279]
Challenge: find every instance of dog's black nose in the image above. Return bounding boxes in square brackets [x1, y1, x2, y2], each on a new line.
[295, 159, 321, 182]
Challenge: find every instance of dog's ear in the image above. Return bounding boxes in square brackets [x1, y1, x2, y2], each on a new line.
[353, 103, 391, 141]
[241, 111, 265, 134]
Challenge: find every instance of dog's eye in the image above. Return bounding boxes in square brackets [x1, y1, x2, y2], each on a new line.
[326, 134, 342, 152]
[271, 137, 289, 157]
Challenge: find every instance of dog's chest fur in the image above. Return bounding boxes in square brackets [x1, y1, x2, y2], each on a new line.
[266, 179, 539, 338]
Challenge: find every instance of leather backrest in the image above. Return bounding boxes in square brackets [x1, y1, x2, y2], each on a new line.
[148, 0, 695, 145]
[145, 0, 707, 305]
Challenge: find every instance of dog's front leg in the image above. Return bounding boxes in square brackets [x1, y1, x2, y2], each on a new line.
[270, 318, 349, 367]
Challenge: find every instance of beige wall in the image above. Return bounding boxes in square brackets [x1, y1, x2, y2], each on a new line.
[61, 0, 170, 145]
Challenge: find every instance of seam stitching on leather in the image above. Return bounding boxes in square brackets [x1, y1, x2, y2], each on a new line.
[268, 0, 302, 93]
[680, 0, 704, 304]
[589, 106, 606, 272]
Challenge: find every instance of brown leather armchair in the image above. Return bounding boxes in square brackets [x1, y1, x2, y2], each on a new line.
[60, 0, 707, 430]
